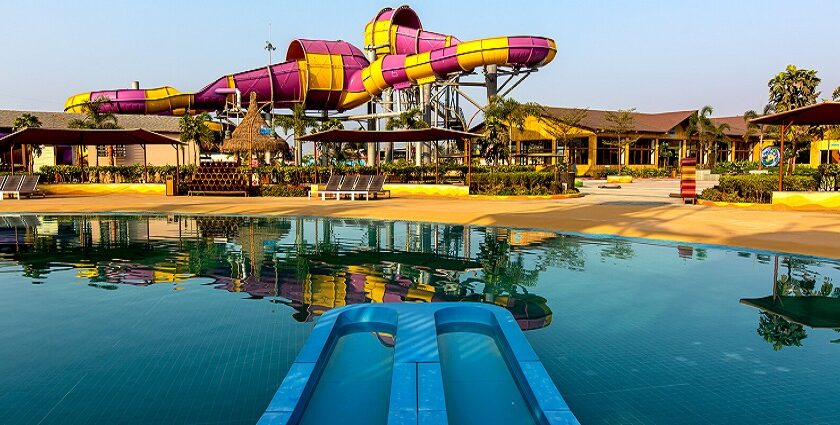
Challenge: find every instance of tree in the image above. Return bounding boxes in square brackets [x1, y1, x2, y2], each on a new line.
[179, 112, 216, 164]
[540, 108, 588, 166]
[273, 104, 316, 166]
[312, 118, 360, 164]
[386, 108, 429, 165]
[833, 86, 840, 101]
[706, 121, 731, 168]
[478, 96, 543, 165]
[602, 108, 639, 174]
[385, 108, 429, 131]
[686, 105, 714, 166]
[757, 312, 807, 351]
[12, 113, 43, 171]
[67, 96, 121, 167]
[768, 65, 821, 172]
[67, 96, 120, 129]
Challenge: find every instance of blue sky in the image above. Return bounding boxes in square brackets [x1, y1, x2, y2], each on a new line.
[1, 0, 839, 117]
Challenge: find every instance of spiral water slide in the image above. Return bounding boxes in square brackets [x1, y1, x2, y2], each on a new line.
[64, 6, 556, 115]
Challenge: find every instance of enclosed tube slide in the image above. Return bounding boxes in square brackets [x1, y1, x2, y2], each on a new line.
[65, 6, 556, 114]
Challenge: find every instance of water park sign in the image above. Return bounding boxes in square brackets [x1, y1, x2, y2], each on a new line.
[761, 146, 780, 168]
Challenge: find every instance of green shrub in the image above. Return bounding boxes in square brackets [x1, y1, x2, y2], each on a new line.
[712, 161, 759, 175]
[709, 174, 818, 203]
[469, 172, 563, 195]
[259, 184, 308, 197]
[38, 164, 196, 184]
[816, 164, 840, 191]
[596, 167, 670, 178]
[699, 188, 749, 203]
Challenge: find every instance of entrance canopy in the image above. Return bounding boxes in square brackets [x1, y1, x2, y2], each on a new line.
[297, 128, 482, 143]
[0, 128, 184, 146]
[750, 102, 840, 126]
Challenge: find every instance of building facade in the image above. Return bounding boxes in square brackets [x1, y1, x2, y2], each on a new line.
[0, 109, 199, 172]
[508, 107, 839, 176]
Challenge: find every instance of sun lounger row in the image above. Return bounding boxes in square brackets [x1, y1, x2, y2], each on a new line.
[0, 175, 45, 200]
[318, 175, 390, 200]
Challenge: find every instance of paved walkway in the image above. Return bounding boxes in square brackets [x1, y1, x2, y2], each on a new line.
[0, 184, 838, 259]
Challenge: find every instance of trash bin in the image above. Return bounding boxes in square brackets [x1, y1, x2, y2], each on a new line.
[166, 176, 176, 196]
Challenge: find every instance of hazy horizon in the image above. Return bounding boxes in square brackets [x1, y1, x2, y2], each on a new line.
[1, 0, 838, 117]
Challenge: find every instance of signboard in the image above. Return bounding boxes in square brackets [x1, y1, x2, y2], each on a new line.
[829, 140, 840, 150]
[760, 146, 780, 168]
[259, 127, 272, 136]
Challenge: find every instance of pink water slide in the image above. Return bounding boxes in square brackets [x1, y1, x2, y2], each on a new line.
[65, 6, 556, 114]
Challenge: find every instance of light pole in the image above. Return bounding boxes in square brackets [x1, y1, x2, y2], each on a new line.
[265, 24, 277, 161]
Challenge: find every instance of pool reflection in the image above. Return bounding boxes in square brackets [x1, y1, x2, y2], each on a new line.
[1, 215, 565, 331]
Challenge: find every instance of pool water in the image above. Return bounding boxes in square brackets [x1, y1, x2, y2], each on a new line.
[437, 324, 536, 425]
[298, 324, 395, 425]
[1, 214, 839, 424]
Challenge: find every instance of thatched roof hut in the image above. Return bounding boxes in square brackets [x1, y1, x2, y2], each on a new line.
[220, 92, 289, 156]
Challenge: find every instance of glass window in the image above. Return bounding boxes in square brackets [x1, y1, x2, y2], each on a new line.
[629, 139, 653, 165]
[596, 138, 620, 165]
[794, 147, 810, 165]
[96, 145, 127, 158]
[733, 141, 752, 161]
[821, 150, 840, 164]
[567, 137, 589, 165]
[658, 141, 679, 167]
[715, 142, 730, 163]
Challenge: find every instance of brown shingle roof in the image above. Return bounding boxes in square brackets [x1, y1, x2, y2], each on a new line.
[0, 109, 182, 133]
[710, 116, 753, 138]
[543, 107, 695, 134]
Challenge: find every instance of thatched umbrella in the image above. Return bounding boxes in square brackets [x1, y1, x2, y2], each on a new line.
[220, 92, 290, 161]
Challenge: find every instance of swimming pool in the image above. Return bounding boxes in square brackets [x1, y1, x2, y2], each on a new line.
[1, 214, 838, 424]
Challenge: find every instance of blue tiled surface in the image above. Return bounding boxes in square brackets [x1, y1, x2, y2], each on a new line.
[259, 303, 577, 424]
[2, 215, 840, 424]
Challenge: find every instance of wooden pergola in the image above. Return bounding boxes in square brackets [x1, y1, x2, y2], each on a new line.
[750, 102, 840, 191]
[0, 128, 185, 184]
[298, 128, 483, 184]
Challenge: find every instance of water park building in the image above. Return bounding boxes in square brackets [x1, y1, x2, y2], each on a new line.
[505, 107, 840, 176]
[0, 109, 196, 172]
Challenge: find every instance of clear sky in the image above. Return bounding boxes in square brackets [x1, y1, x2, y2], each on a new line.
[1, 0, 839, 117]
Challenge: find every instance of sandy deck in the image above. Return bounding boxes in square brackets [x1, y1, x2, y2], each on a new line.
[1, 192, 838, 259]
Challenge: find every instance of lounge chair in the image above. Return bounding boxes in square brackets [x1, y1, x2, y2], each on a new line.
[345, 175, 373, 200]
[363, 175, 391, 200]
[318, 175, 343, 200]
[18, 175, 45, 199]
[0, 175, 24, 200]
[322, 175, 358, 200]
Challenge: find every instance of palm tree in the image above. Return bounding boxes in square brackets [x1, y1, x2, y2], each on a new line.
[179, 112, 216, 164]
[479, 96, 543, 165]
[686, 105, 714, 166]
[68, 96, 121, 167]
[768, 65, 821, 172]
[67, 96, 120, 129]
[312, 118, 351, 165]
[386, 108, 429, 165]
[273, 104, 315, 166]
[707, 122, 731, 168]
[833, 86, 840, 101]
[12, 113, 42, 172]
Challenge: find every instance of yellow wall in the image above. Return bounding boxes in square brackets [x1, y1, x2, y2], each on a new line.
[510, 116, 687, 176]
[750, 138, 838, 167]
